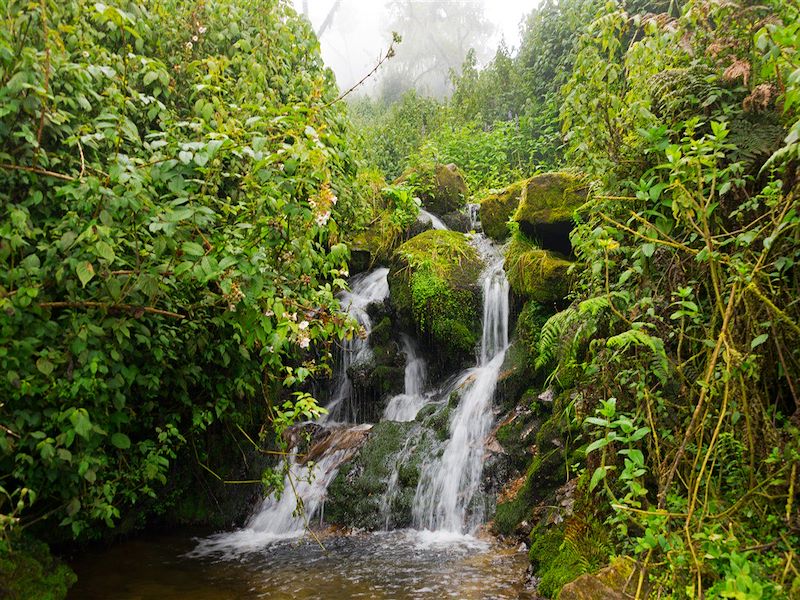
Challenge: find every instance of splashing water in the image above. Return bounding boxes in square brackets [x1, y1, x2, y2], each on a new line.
[324, 268, 390, 423]
[411, 246, 509, 533]
[382, 334, 428, 422]
[418, 208, 449, 231]
[192, 425, 370, 557]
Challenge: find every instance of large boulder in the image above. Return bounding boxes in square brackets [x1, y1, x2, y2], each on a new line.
[504, 233, 573, 305]
[511, 173, 589, 256]
[325, 421, 431, 530]
[479, 179, 527, 241]
[558, 558, 637, 600]
[388, 230, 484, 370]
[397, 163, 468, 216]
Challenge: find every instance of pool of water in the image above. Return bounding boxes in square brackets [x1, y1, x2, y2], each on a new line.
[68, 529, 534, 600]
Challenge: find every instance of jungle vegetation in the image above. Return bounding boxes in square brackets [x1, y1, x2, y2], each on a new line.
[1, 0, 799, 597]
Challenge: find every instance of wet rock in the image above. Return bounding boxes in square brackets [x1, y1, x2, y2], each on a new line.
[441, 209, 473, 233]
[388, 230, 484, 372]
[397, 162, 469, 216]
[504, 234, 573, 304]
[479, 179, 528, 241]
[512, 172, 589, 256]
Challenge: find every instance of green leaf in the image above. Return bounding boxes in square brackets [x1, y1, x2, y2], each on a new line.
[69, 409, 92, 439]
[751, 333, 768, 349]
[111, 433, 131, 449]
[76, 262, 95, 287]
[589, 466, 610, 491]
[178, 150, 193, 164]
[182, 241, 205, 257]
[36, 357, 54, 376]
[641, 243, 655, 258]
[95, 241, 116, 263]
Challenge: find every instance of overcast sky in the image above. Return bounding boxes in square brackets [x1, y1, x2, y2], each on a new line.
[293, 0, 541, 93]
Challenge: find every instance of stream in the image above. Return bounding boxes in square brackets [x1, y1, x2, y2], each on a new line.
[68, 231, 531, 599]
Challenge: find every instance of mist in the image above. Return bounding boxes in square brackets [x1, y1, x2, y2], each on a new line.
[293, 0, 540, 100]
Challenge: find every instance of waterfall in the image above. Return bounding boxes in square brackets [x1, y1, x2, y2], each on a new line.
[419, 208, 449, 231]
[382, 334, 428, 422]
[192, 425, 370, 556]
[324, 268, 390, 423]
[411, 249, 509, 533]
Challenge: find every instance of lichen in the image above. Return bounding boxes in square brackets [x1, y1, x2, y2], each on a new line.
[479, 179, 527, 241]
[389, 230, 484, 368]
[504, 233, 573, 303]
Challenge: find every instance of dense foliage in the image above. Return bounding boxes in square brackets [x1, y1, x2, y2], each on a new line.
[352, 0, 799, 595]
[0, 0, 361, 546]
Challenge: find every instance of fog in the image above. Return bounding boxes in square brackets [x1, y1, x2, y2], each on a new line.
[293, 0, 541, 99]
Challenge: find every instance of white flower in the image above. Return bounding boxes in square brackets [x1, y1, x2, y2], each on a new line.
[315, 211, 330, 227]
[198, 26, 207, 34]
[192, 35, 199, 42]
[330, 194, 338, 205]
[340, 269, 349, 278]
[298, 320, 309, 330]
[298, 333, 310, 349]
[185, 41, 193, 49]
[264, 309, 274, 317]
[309, 199, 317, 209]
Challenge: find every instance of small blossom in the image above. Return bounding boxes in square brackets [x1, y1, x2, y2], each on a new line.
[298, 320, 309, 330]
[192, 35, 199, 42]
[198, 26, 207, 34]
[298, 333, 310, 349]
[315, 211, 331, 227]
[330, 194, 338, 205]
[264, 309, 274, 317]
[340, 268, 349, 278]
[185, 41, 193, 49]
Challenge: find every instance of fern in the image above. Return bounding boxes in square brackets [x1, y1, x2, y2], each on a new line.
[606, 328, 669, 384]
[536, 308, 575, 369]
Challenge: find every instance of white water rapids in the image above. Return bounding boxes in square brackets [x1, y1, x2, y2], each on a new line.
[411, 249, 510, 533]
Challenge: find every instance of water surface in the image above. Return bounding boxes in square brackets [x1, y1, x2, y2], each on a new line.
[69, 529, 532, 599]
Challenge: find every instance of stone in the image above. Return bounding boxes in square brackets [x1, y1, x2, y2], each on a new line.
[512, 173, 589, 256]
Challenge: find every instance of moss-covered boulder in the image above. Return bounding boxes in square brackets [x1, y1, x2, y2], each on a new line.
[0, 535, 77, 600]
[479, 179, 527, 241]
[557, 558, 636, 600]
[511, 173, 589, 255]
[325, 421, 431, 530]
[504, 233, 573, 304]
[398, 163, 468, 216]
[388, 230, 484, 370]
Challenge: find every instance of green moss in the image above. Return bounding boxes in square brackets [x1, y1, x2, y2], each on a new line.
[479, 179, 526, 241]
[326, 421, 429, 529]
[0, 536, 76, 600]
[511, 172, 589, 255]
[398, 162, 468, 215]
[389, 230, 484, 367]
[505, 233, 573, 303]
[512, 172, 588, 227]
[528, 524, 588, 598]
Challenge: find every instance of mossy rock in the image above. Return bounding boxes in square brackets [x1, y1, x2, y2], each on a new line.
[0, 535, 77, 600]
[397, 163, 468, 216]
[348, 210, 404, 274]
[325, 421, 430, 529]
[558, 558, 636, 600]
[479, 179, 527, 241]
[511, 173, 589, 256]
[389, 230, 484, 370]
[505, 233, 573, 304]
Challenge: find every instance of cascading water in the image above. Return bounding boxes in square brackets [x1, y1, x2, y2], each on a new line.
[323, 268, 390, 423]
[382, 334, 427, 422]
[411, 245, 509, 533]
[192, 425, 371, 556]
[418, 208, 449, 231]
